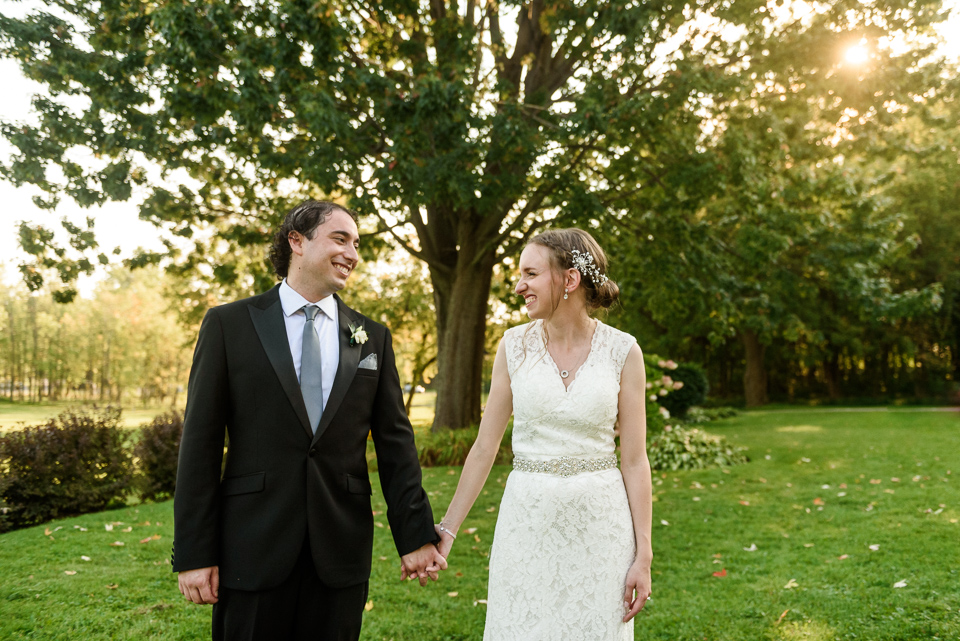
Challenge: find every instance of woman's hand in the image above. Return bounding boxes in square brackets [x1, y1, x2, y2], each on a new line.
[622, 557, 652, 622]
[435, 523, 456, 558]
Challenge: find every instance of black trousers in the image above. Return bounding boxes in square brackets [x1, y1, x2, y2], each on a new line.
[212, 539, 368, 641]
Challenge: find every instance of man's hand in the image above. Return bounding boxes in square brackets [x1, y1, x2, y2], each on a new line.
[178, 566, 220, 604]
[400, 543, 447, 586]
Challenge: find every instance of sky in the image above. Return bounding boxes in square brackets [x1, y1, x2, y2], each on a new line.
[1, 0, 958, 294]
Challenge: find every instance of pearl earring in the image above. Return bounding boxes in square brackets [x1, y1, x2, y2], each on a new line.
[563, 291, 569, 300]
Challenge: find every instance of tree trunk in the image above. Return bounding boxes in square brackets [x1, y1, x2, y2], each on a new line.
[742, 330, 768, 407]
[429, 253, 496, 430]
[822, 348, 842, 400]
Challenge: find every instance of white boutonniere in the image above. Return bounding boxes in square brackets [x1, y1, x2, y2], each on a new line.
[349, 322, 368, 347]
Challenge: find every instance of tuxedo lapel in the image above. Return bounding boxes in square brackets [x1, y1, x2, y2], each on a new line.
[313, 297, 361, 443]
[249, 291, 313, 439]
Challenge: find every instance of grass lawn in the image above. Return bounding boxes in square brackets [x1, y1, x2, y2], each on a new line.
[1, 408, 958, 640]
[0, 400, 175, 432]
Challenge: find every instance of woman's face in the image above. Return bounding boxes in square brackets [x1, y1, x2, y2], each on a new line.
[515, 244, 562, 319]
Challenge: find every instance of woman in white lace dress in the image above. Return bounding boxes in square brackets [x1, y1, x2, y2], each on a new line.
[436, 229, 653, 640]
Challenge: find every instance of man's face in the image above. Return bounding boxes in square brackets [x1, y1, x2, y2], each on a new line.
[289, 208, 360, 298]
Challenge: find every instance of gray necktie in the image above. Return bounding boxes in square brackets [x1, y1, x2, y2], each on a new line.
[300, 305, 324, 433]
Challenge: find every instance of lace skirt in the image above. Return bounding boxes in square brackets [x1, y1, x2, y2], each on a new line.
[484, 467, 635, 641]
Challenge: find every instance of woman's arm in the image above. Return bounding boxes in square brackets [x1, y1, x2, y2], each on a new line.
[618, 343, 654, 622]
[436, 338, 514, 556]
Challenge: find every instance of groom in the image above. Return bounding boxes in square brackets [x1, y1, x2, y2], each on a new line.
[173, 200, 445, 640]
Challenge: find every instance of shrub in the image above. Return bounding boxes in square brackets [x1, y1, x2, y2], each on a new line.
[417, 424, 513, 467]
[0, 407, 133, 530]
[659, 363, 709, 418]
[682, 406, 741, 424]
[134, 411, 184, 502]
[647, 426, 748, 471]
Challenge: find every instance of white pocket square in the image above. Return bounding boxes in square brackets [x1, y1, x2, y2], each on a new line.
[358, 353, 378, 370]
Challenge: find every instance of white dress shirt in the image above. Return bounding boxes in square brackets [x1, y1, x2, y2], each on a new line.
[279, 280, 340, 411]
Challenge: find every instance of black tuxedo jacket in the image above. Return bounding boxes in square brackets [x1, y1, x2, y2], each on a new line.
[172, 285, 436, 590]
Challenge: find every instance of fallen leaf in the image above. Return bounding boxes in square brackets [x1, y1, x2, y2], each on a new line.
[870, 479, 882, 485]
[837, 492, 847, 497]
[121, 527, 132, 533]
[81, 556, 91, 562]
[473, 534, 481, 543]
[813, 498, 825, 505]
[893, 579, 907, 588]
[712, 568, 727, 578]
[821, 484, 830, 489]
[364, 601, 374, 612]
[783, 578, 799, 589]
[891, 477, 900, 482]
[447, 592, 459, 597]
[713, 553, 722, 558]
[486, 507, 496, 512]
[868, 544, 880, 551]
[950, 519, 958, 524]
[64, 570, 77, 575]
[839, 483, 847, 489]
[139, 534, 161, 544]
[692, 497, 701, 501]
[455, 571, 463, 577]
[776, 609, 789, 625]
[739, 500, 750, 506]
[884, 489, 895, 494]
[474, 599, 488, 605]
[759, 478, 767, 483]
[106, 584, 118, 589]
[44, 528, 52, 536]
[743, 544, 757, 552]
[660, 520, 670, 526]
[109, 541, 125, 547]
[838, 554, 848, 560]
[104, 524, 113, 532]
[464, 527, 478, 534]
[803, 543, 815, 548]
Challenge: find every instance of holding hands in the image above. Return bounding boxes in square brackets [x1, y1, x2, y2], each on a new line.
[400, 542, 448, 586]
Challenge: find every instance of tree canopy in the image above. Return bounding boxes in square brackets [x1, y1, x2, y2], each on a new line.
[1, 0, 955, 420]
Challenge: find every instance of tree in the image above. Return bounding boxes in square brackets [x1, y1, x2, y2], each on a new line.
[598, 2, 951, 405]
[0, 0, 950, 422]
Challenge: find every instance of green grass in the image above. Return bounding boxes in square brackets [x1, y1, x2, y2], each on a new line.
[0, 401, 175, 432]
[1, 408, 958, 640]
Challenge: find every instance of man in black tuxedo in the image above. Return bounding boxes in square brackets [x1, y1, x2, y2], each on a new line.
[173, 200, 446, 640]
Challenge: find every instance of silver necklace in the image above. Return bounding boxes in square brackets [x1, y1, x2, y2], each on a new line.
[557, 334, 593, 379]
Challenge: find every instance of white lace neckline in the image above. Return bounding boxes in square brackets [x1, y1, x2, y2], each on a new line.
[538, 319, 602, 393]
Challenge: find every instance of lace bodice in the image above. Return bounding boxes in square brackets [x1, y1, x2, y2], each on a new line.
[504, 320, 636, 459]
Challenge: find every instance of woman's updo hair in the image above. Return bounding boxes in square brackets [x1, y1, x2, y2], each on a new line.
[528, 228, 620, 310]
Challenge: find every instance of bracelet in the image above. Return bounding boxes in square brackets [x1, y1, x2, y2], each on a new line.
[438, 522, 457, 539]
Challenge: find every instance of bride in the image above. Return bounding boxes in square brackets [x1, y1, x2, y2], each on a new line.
[436, 228, 653, 640]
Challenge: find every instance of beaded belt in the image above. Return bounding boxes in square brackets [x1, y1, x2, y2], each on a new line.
[512, 455, 618, 478]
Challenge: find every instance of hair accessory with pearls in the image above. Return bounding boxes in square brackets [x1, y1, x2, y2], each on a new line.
[570, 249, 608, 286]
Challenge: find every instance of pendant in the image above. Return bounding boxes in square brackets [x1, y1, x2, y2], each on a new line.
[560, 370, 569, 378]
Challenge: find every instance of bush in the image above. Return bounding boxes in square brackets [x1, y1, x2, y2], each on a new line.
[659, 363, 709, 418]
[416, 424, 513, 467]
[0, 407, 133, 531]
[647, 426, 748, 472]
[682, 406, 741, 424]
[134, 411, 184, 502]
